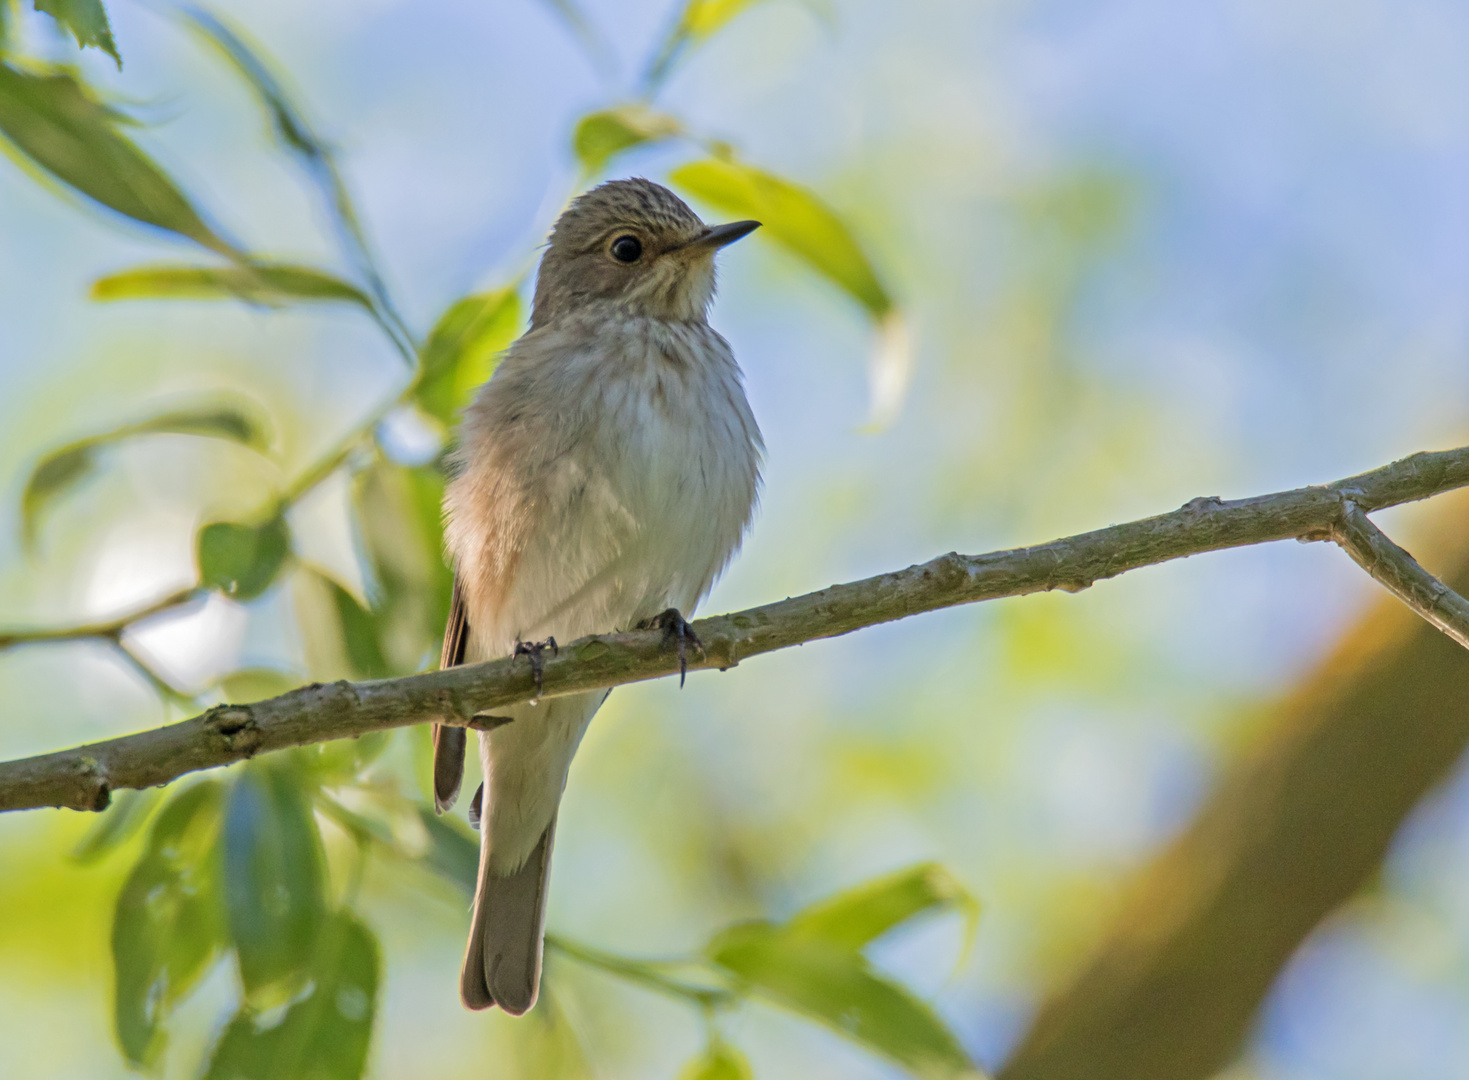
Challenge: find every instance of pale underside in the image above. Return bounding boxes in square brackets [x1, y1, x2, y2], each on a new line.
[444, 306, 763, 874]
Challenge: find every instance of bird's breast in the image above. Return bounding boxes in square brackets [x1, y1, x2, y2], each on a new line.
[449, 318, 762, 657]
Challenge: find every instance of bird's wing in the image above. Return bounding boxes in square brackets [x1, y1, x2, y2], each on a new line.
[432, 576, 471, 813]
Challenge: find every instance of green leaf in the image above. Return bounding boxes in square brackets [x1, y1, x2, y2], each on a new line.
[112, 780, 226, 1068]
[23, 403, 271, 547]
[0, 63, 235, 255]
[72, 787, 160, 864]
[218, 667, 302, 703]
[323, 573, 389, 679]
[707, 922, 983, 1080]
[677, 1042, 755, 1080]
[670, 157, 891, 317]
[221, 761, 327, 1006]
[34, 0, 121, 67]
[198, 517, 290, 601]
[350, 462, 452, 675]
[91, 262, 372, 309]
[414, 804, 479, 894]
[572, 105, 682, 176]
[416, 288, 520, 426]
[787, 862, 980, 955]
[203, 910, 379, 1080]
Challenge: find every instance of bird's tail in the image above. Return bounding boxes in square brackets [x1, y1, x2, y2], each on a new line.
[460, 814, 557, 1014]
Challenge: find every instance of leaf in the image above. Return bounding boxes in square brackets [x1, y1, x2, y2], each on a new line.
[787, 862, 980, 955]
[349, 462, 452, 676]
[221, 762, 328, 1006]
[670, 157, 892, 317]
[707, 921, 984, 1080]
[678, 0, 769, 40]
[323, 573, 389, 679]
[92, 262, 372, 309]
[112, 780, 226, 1068]
[678, 1042, 755, 1080]
[0, 63, 235, 255]
[198, 517, 291, 601]
[34, 0, 121, 67]
[218, 667, 302, 703]
[23, 403, 271, 546]
[415, 288, 520, 426]
[414, 805, 478, 894]
[203, 910, 379, 1080]
[573, 105, 682, 176]
[72, 787, 160, 864]
[180, 9, 385, 307]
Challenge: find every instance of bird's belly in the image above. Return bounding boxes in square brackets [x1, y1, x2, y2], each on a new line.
[481, 379, 757, 655]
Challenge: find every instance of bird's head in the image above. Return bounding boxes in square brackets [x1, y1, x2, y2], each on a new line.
[530, 178, 759, 328]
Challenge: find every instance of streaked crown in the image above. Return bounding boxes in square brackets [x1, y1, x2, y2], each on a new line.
[531, 178, 754, 328]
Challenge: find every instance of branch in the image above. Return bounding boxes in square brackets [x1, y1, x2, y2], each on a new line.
[1331, 500, 1469, 650]
[998, 486, 1469, 1080]
[0, 588, 204, 649]
[6, 445, 1469, 814]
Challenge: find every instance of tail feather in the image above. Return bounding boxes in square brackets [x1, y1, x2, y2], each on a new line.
[433, 578, 471, 813]
[461, 815, 557, 1014]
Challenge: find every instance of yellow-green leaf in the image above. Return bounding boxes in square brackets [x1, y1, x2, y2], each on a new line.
[416, 288, 521, 426]
[112, 781, 226, 1068]
[0, 63, 235, 255]
[35, 0, 121, 67]
[217, 668, 301, 703]
[707, 921, 984, 1080]
[671, 157, 891, 317]
[787, 862, 980, 956]
[679, 0, 768, 39]
[678, 1043, 754, 1080]
[91, 262, 371, 308]
[573, 105, 682, 175]
[72, 787, 160, 864]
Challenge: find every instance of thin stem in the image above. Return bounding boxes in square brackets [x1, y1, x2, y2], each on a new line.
[110, 639, 201, 713]
[0, 587, 205, 648]
[546, 934, 735, 1008]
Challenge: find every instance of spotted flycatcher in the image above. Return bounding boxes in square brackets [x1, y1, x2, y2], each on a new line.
[431, 179, 764, 1014]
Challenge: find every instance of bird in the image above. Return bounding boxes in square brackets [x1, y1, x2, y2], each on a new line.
[431, 178, 764, 1015]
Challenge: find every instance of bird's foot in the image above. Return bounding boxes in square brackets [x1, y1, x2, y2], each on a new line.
[638, 608, 704, 688]
[512, 637, 558, 699]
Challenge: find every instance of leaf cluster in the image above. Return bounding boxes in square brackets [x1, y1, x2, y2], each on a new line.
[0, 1, 963, 1077]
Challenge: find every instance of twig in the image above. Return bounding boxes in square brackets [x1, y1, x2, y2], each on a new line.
[5, 445, 1469, 813]
[0, 588, 205, 648]
[1331, 500, 1469, 650]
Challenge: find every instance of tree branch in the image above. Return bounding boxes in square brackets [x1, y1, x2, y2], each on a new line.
[1331, 500, 1469, 650]
[998, 485, 1469, 1080]
[6, 445, 1469, 815]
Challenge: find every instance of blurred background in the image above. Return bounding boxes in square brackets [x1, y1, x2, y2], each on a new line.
[3, 0, 1469, 1078]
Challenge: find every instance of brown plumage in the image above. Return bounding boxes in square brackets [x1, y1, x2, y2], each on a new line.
[433, 179, 764, 1014]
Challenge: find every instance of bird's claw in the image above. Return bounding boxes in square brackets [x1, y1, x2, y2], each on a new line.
[512, 637, 558, 699]
[640, 608, 704, 688]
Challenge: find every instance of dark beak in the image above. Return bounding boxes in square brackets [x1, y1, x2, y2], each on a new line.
[682, 220, 761, 253]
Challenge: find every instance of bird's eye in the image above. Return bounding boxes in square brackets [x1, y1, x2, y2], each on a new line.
[609, 235, 643, 263]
